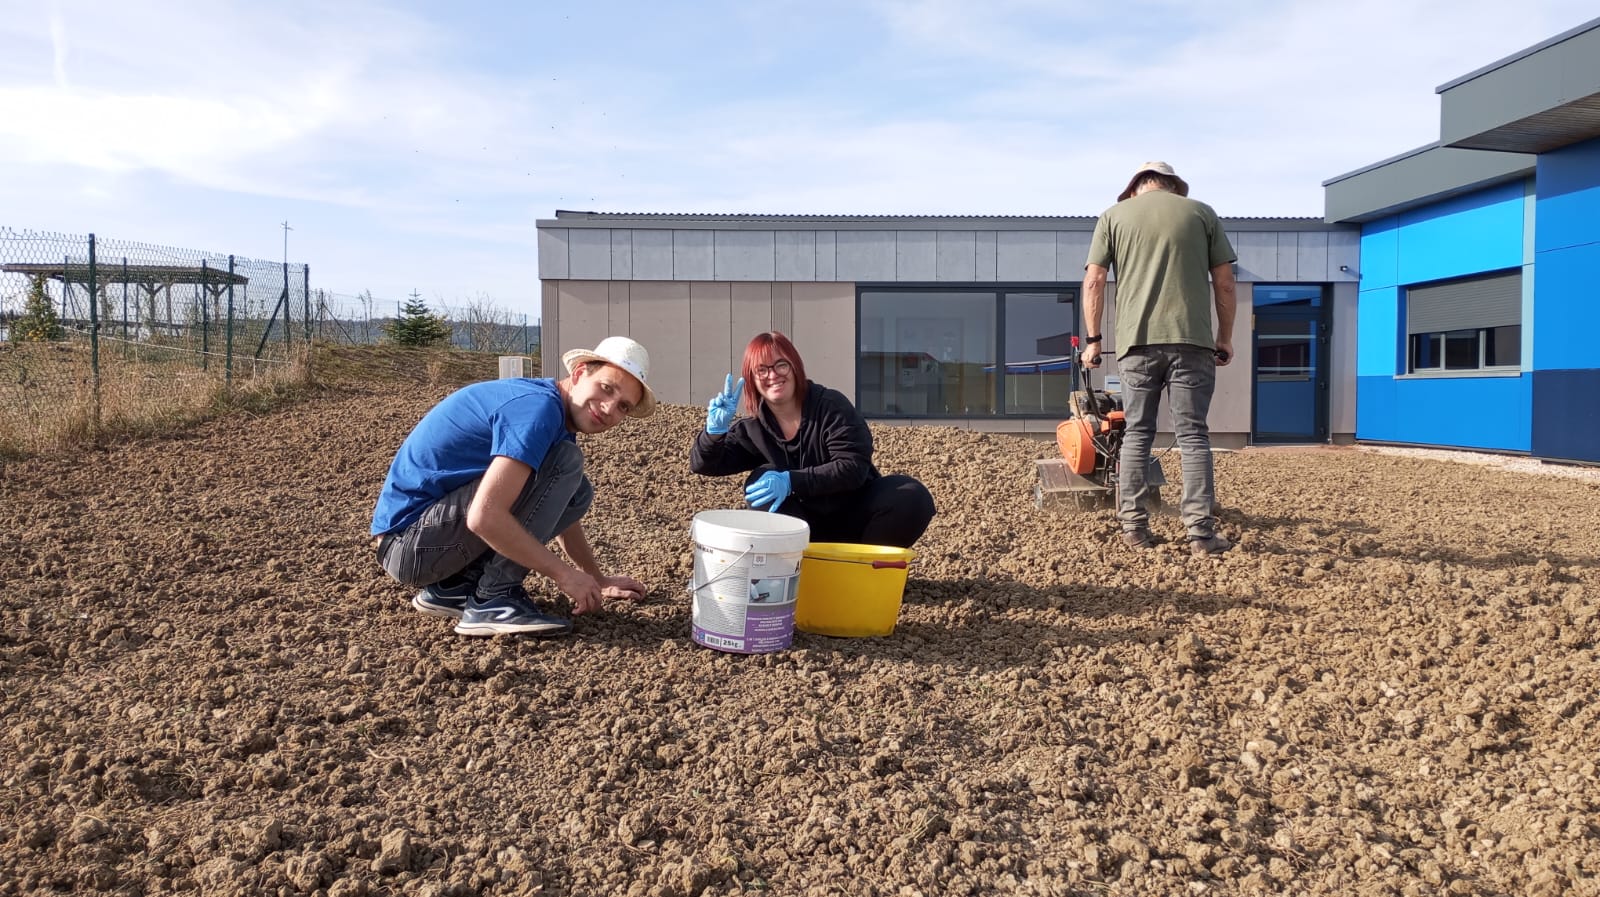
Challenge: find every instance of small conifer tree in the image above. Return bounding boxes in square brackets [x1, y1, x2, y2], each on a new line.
[11, 275, 64, 342]
[384, 295, 452, 348]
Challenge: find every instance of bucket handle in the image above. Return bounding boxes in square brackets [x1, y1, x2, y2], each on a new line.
[872, 560, 908, 569]
[692, 545, 756, 595]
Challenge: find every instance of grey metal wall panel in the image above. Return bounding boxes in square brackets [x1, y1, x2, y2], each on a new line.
[1234, 232, 1278, 281]
[1328, 230, 1360, 281]
[569, 229, 612, 279]
[896, 231, 937, 281]
[610, 231, 633, 280]
[1296, 231, 1328, 283]
[608, 282, 629, 335]
[996, 231, 1055, 281]
[633, 230, 674, 280]
[1439, 24, 1600, 151]
[791, 283, 855, 397]
[1323, 146, 1532, 224]
[714, 230, 776, 281]
[775, 231, 816, 281]
[1275, 233, 1299, 281]
[732, 283, 772, 344]
[674, 231, 714, 280]
[935, 231, 976, 281]
[1329, 281, 1358, 436]
[557, 281, 610, 360]
[540, 281, 558, 375]
[835, 231, 895, 281]
[689, 282, 733, 403]
[1055, 231, 1093, 280]
[772, 283, 793, 336]
[538, 228, 570, 279]
[815, 232, 836, 281]
[628, 282, 692, 404]
[975, 232, 997, 282]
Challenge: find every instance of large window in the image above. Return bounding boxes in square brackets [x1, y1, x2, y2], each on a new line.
[858, 287, 1078, 417]
[1406, 270, 1521, 374]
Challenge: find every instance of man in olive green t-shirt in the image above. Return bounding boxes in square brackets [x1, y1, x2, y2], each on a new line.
[1080, 161, 1237, 557]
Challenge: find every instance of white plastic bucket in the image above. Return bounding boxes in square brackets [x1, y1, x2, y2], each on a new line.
[690, 509, 810, 654]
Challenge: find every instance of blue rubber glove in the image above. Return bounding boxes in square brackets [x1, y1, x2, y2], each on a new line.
[744, 470, 791, 513]
[705, 373, 744, 435]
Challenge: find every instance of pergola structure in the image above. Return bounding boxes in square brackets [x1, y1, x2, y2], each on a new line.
[2, 261, 251, 333]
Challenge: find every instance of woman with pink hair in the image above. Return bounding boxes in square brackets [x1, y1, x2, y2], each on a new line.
[690, 331, 935, 549]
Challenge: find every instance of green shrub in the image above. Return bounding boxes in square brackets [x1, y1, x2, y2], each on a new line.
[11, 276, 64, 342]
[383, 296, 452, 348]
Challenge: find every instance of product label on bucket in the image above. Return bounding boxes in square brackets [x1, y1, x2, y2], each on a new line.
[691, 543, 801, 654]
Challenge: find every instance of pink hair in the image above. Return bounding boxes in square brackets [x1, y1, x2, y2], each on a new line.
[739, 331, 808, 418]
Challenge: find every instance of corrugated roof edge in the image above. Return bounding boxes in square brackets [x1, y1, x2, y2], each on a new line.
[541, 210, 1335, 231]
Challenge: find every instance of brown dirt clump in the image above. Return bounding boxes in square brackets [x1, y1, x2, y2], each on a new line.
[3, 372, 1598, 897]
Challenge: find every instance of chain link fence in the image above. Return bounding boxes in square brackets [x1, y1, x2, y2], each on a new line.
[316, 290, 538, 354]
[1, 226, 540, 457]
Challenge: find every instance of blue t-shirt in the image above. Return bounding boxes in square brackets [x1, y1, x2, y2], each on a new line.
[371, 378, 574, 535]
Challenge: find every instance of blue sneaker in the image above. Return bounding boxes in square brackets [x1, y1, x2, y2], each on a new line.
[453, 587, 573, 637]
[412, 578, 474, 619]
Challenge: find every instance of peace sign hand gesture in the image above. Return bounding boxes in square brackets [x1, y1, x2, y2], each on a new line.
[705, 373, 745, 435]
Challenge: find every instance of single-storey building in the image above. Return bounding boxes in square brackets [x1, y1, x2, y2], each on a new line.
[1324, 15, 1600, 463]
[537, 212, 1359, 448]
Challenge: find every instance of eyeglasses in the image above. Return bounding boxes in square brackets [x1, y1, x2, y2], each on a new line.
[754, 360, 792, 379]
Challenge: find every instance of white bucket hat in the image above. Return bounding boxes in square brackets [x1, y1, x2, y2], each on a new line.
[1118, 160, 1190, 202]
[561, 336, 657, 419]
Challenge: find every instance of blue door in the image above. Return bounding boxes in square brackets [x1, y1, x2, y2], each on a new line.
[1252, 285, 1329, 443]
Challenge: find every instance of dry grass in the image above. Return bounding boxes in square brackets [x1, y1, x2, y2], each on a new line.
[0, 341, 527, 460]
[0, 340, 313, 460]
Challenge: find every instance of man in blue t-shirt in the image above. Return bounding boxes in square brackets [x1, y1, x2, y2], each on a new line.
[372, 336, 657, 637]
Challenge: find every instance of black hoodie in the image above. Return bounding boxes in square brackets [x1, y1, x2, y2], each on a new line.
[689, 380, 881, 519]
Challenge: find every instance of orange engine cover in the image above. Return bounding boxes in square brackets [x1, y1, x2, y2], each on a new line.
[1056, 419, 1097, 475]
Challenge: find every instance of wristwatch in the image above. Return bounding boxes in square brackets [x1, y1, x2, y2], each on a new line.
[1084, 335, 1102, 345]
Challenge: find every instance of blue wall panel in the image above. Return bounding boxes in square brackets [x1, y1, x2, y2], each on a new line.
[1356, 286, 1400, 377]
[1535, 138, 1600, 254]
[1394, 181, 1526, 285]
[1359, 218, 1399, 290]
[1355, 375, 1399, 442]
[1356, 374, 1531, 451]
[1532, 241, 1600, 372]
[1531, 370, 1600, 462]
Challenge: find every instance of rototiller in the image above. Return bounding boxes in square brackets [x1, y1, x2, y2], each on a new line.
[1034, 336, 1166, 510]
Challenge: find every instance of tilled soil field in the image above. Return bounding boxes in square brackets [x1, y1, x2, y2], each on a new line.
[3, 371, 1598, 897]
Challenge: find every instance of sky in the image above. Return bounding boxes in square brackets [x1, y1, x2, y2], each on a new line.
[2, 0, 1596, 320]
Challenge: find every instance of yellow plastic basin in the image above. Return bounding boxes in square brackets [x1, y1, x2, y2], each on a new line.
[794, 542, 916, 637]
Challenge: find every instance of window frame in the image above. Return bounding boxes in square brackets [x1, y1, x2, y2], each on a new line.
[1402, 270, 1522, 378]
[854, 283, 1081, 419]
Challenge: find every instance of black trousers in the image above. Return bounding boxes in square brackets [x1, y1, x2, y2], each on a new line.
[746, 471, 936, 549]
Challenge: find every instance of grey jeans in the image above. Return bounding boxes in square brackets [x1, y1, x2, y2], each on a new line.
[1117, 344, 1219, 539]
[376, 439, 592, 597]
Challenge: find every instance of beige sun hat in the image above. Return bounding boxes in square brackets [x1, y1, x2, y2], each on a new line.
[1117, 161, 1190, 202]
[560, 335, 657, 418]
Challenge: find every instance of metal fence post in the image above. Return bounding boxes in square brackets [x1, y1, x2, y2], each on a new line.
[282, 256, 290, 355]
[88, 234, 99, 377]
[200, 260, 210, 370]
[302, 264, 310, 343]
[121, 257, 129, 349]
[88, 234, 101, 436]
[226, 255, 235, 389]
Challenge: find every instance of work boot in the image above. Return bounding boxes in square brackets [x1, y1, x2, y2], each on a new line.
[1122, 529, 1158, 550]
[1189, 534, 1233, 557]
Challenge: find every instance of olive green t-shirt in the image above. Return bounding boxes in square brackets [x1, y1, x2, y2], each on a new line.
[1085, 191, 1236, 355]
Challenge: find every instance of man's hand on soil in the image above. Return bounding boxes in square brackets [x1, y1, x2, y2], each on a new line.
[599, 575, 647, 603]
